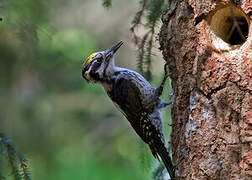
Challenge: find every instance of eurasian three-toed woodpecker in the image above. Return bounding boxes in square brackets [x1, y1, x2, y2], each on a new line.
[82, 41, 175, 178]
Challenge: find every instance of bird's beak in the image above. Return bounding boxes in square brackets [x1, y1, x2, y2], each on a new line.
[110, 41, 123, 54]
[105, 41, 123, 59]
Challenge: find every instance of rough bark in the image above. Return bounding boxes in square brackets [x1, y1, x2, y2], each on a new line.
[159, 0, 251, 179]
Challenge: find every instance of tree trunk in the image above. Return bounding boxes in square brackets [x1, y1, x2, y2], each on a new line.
[159, 0, 252, 179]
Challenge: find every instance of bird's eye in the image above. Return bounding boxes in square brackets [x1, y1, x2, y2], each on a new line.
[96, 57, 103, 63]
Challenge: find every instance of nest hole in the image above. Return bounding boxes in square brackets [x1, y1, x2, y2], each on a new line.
[207, 4, 250, 48]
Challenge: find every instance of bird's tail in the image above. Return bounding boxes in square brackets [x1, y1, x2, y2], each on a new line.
[157, 144, 175, 179]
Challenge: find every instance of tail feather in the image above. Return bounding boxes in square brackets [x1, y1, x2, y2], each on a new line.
[142, 115, 175, 179]
[157, 145, 175, 179]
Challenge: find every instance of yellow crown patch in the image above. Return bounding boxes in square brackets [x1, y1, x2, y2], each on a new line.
[83, 52, 97, 67]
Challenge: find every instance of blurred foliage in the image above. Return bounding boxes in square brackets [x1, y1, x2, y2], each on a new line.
[102, 0, 112, 8]
[0, 0, 172, 179]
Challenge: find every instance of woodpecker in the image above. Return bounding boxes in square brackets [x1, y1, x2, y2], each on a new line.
[82, 41, 175, 179]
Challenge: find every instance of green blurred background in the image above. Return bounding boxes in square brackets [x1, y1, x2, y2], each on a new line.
[0, 0, 172, 179]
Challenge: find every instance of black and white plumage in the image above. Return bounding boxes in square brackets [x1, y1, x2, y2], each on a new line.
[82, 41, 175, 179]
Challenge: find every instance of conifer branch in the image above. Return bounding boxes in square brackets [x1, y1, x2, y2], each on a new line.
[17, 153, 32, 180]
[131, 0, 167, 80]
[102, 0, 168, 80]
[0, 133, 32, 180]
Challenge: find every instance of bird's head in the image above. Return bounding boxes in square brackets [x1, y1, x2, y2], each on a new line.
[82, 41, 123, 83]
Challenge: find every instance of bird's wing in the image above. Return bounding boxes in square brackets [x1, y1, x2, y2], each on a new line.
[108, 77, 142, 119]
[107, 76, 149, 140]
